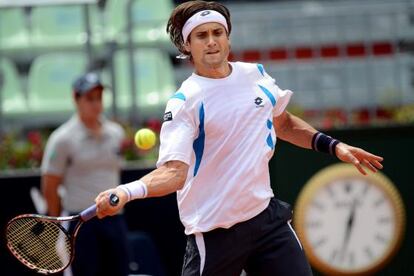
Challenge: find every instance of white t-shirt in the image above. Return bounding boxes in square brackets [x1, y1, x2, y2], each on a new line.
[157, 62, 292, 234]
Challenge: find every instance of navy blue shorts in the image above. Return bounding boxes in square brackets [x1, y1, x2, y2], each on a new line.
[181, 198, 312, 276]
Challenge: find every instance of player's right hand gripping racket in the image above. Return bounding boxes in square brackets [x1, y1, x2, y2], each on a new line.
[6, 193, 119, 274]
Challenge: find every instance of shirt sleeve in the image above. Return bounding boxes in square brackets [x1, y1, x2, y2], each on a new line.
[259, 64, 293, 117]
[156, 96, 197, 167]
[41, 132, 69, 176]
[272, 85, 293, 117]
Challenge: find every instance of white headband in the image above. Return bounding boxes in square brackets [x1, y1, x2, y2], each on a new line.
[182, 10, 228, 43]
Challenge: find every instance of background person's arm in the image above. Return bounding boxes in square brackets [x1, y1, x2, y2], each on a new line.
[274, 111, 383, 175]
[41, 174, 63, 216]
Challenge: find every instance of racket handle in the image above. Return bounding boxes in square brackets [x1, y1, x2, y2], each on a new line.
[80, 193, 119, 221]
[80, 205, 97, 221]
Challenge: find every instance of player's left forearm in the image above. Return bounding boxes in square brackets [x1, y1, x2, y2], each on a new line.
[273, 111, 317, 149]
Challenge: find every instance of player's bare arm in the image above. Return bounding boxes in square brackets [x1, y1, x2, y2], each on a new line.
[274, 110, 383, 175]
[41, 174, 63, 216]
[273, 110, 317, 149]
[136, 160, 188, 198]
[95, 160, 189, 218]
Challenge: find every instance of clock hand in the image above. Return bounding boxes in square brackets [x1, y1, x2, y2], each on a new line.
[339, 198, 358, 261]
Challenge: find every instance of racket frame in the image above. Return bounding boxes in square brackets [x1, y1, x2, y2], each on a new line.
[6, 193, 118, 274]
[6, 213, 83, 274]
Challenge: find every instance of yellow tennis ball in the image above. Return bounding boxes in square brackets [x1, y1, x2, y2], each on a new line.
[134, 128, 157, 150]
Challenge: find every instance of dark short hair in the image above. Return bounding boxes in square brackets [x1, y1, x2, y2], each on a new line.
[166, 1, 232, 56]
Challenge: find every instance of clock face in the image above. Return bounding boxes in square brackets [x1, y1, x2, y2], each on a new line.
[294, 164, 405, 275]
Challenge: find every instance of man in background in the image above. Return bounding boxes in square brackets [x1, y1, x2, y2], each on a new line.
[41, 72, 129, 276]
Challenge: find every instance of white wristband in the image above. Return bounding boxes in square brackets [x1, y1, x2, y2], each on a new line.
[118, 180, 148, 202]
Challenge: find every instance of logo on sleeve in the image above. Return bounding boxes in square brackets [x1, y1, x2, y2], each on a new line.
[163, 111, 173, 122]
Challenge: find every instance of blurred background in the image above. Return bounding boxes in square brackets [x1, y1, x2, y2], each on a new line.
[0, 0, 413, 275]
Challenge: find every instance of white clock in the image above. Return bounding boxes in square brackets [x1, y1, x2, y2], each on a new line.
[293, 164, 405, 275]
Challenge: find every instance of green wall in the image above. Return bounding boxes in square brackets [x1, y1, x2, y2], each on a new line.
[270, 126, 414, 275]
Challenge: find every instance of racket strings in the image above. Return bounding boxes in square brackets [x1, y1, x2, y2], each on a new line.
[7, 217, 72, 272]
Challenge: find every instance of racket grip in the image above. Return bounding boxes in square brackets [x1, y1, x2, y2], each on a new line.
[80, 205, 97, 222]
[80, 193, 119, 221]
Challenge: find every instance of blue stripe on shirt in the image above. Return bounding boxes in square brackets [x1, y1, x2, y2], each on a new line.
[267, 119, 272, 129]
[258, 85, 276, 107]
[257, 64, 265, 76]
[193, 103, 205, 176]
[266, 133, 274, 149]
[171, 92, 186, 101]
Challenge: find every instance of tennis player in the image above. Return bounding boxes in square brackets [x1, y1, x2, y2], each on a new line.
[95, 1, 383, 275]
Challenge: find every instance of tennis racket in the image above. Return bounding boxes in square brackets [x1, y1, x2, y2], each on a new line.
[6, 193, 119, 274]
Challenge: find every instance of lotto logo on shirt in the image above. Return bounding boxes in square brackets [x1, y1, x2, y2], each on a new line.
[164, 111, 173, 122]
[254, 97, 264, 107]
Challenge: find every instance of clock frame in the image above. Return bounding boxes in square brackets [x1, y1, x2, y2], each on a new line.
[293, 164, 405, 276]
